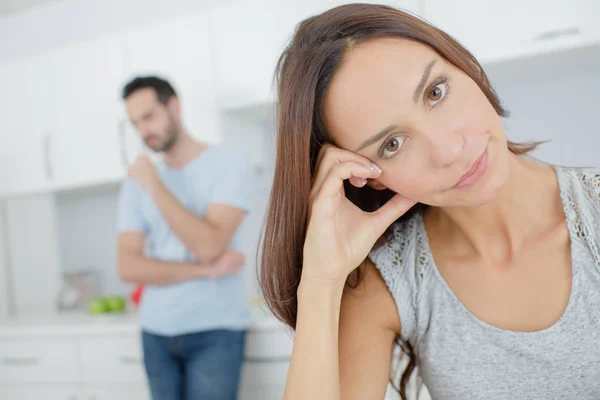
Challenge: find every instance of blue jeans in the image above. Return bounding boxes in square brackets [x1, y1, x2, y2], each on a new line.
[142, 329, 246, 400]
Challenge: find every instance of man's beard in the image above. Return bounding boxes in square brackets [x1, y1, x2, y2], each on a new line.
[146, 121, 179, 153]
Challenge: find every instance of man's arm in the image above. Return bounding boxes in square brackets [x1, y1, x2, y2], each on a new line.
[117, 232, 244, 285]
[148, 182, 246, 264]
[128, 153, 252, 264]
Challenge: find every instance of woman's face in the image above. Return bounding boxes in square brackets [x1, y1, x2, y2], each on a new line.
[323, 38, 510, 207]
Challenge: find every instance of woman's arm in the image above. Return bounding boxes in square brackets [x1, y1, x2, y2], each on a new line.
[283, 261, 400, 400]
[283, 279, 344, 400]
[339, 262, 401, 399]
[283, 146, 414, 400]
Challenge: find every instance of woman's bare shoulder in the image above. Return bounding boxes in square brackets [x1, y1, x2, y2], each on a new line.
[341, 260, 401, 334]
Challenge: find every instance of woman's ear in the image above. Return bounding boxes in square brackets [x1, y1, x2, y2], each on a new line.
[367, 179, 388, 190]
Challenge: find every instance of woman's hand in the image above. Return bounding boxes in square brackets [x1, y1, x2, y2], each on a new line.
[302, 145, 416, 286]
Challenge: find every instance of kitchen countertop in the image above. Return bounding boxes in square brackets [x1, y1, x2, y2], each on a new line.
[0, 304, 289, 338]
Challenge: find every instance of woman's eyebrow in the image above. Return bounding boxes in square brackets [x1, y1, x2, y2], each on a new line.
[413, 59, 437, 103]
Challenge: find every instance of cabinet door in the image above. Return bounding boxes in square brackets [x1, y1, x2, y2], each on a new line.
[423, 0, 600, 63]
[0, 200, 9, 320]
[210, 0, 318, 110]
[0, 54, 52, 195]
[80, 335, 146, 385]
[210, 0, 420, 110]
[123, 13, 221, 155]
[239, 360, 289, 400]
[0, 386, 79, 400]
[0, 337, 79, 383]
[46, 34, 128, 188]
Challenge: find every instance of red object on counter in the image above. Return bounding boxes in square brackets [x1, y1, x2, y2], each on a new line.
[130, 285, 144, 307]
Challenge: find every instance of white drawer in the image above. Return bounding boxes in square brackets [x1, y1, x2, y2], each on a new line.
[0, 384, 79, 400]
[80, 335, 147, 384]
[245, 329, 293, 360]
[0, 338, 80, 383]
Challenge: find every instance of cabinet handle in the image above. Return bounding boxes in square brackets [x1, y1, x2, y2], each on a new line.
[118, 119, 129, 169]
[533, 26, 581, 42]
[119, 355, 143, 364]
[42, 133, 54, 180]
[1, 356, 41, 366]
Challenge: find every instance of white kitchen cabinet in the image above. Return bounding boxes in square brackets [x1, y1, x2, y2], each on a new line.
[239, 360, 289, 400]
[80, 335, 146, 385]
[0, 54, 53, 195]
[210, 0, 419, 111]
[0, 200, 9, 321]
[45, 35, 129, 189]
[0, 35, 128, 195]
[0, 337, 80, 383]
[0, 386, 80, 400]
[123, 13, 222, 156]
[423, 0, 600, 64]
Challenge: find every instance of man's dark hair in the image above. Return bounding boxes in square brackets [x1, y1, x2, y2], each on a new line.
[121, 76, 177, 104]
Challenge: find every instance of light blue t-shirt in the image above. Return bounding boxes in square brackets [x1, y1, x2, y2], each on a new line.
[117, 146, 254, 336]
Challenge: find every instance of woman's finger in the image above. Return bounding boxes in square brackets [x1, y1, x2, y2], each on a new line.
[312, 145, 379, 195]
[310, 161, 381, 199]
[348, 176, 367, 188]
[311, 161, 379, 206]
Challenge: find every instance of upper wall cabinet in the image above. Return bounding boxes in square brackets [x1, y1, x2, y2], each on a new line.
[0, 54, 54, 195]
[123, 13, 221, 160]
[0, 35, 129, 196]
[423, 0, 600, 64]
[209, 0, 420, 111]
[46, 34, 129, 189]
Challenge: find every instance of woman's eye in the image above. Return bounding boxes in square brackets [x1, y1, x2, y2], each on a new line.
[427, 82, 447, 108]
[382, 136, 405, 158]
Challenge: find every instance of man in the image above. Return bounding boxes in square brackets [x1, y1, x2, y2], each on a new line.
[117, 76, 253, 400]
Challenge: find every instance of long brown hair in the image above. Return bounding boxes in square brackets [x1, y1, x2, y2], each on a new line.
[259, 3, 537, 398]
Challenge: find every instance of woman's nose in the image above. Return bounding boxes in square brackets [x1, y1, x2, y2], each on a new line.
[428, 130, 465, 168]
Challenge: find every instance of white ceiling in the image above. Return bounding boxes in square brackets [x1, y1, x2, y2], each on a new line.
[0, 0, 67, 16]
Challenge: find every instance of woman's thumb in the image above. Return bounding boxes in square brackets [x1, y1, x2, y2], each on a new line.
[371, 194, 417, 235]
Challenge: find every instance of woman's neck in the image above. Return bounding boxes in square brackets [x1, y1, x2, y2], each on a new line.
[425, 154, 564, 266]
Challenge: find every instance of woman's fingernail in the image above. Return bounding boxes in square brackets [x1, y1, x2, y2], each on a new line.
[371, 163, 382, 173]
[364, 163, 381, 173]
[360, 178, 368, 186]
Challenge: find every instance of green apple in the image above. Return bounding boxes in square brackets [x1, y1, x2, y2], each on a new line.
[88, 298, 108, 314]
[105, 296, 126, 312]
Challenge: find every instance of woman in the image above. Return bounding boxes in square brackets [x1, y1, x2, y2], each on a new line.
[260, 3, 600, 399]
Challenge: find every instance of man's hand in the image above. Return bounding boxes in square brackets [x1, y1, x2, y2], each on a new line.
[129, 154, 160, 192]
[207, 250, 245, 278]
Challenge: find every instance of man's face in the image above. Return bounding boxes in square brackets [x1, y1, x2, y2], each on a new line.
[125, 88, 179, 153]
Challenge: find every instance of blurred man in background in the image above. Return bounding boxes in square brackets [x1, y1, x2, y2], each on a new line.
[117, 76, 253, 400]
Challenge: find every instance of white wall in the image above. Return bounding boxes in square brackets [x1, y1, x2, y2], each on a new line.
[55, 183, 128, 296]
[487, 46, 600, 168]
[5, 194, 61, 316]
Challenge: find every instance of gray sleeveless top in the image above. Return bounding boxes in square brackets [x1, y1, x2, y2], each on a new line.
[369, 167, 600, 399]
